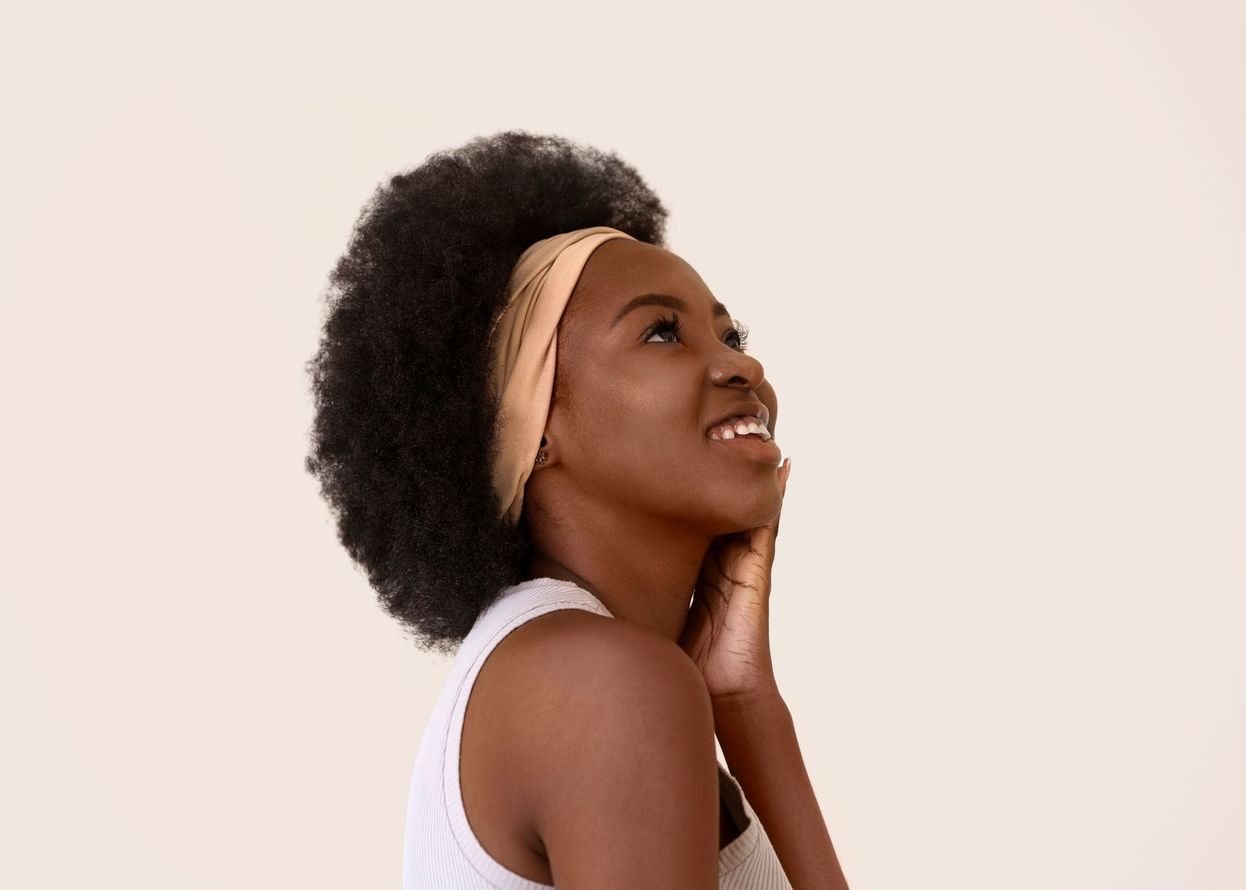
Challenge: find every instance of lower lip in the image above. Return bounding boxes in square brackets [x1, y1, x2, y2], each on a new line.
[706, 432, 782, 464]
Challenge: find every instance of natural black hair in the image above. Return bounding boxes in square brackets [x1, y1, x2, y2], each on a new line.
[304, 130, 669, 656]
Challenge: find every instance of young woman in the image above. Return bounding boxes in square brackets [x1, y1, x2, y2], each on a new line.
[306, 130, 850, 889]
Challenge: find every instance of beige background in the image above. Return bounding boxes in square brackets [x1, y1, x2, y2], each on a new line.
[3, 1, 1243, 887]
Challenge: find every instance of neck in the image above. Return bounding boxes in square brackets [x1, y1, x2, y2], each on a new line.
[523, 503, 712, 643]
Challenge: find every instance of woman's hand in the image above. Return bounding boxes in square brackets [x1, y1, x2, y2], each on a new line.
[678, 457, 791, 709]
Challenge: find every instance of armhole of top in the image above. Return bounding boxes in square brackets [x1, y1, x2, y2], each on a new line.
[442, 592, 612, 889]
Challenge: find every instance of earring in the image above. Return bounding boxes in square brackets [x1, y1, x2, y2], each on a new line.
[535, 451, 548, 465]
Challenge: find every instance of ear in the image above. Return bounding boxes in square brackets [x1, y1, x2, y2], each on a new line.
[533, 434, 558, 469]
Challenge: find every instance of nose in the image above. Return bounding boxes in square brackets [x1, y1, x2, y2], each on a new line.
[709, 349, 766, 390]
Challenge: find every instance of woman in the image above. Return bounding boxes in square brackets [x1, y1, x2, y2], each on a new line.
[305, 130, 850, 889]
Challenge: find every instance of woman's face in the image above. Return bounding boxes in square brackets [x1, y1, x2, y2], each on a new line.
[537, 238, 782, 536]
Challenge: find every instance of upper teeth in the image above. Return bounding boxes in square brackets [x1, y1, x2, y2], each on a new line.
[708, 415, 771, 441]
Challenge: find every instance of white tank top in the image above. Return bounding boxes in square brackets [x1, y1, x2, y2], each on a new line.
[402, 576, 793, 889]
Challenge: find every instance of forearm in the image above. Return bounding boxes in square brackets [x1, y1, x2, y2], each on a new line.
[713, 691, 850, 890]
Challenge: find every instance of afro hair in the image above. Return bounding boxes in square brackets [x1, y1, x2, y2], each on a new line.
[304, 130, 669, 656]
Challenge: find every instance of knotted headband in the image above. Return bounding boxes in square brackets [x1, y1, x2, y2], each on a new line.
[488, 225, 639, 525]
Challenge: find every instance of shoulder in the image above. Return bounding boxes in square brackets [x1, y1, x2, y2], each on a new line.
[516, 606, 697, 668]
[497, 608, 712, 724]
[496, 608, 720, 887]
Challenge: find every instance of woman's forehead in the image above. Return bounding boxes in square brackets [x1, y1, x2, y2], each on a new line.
[570, 240, 715, 322]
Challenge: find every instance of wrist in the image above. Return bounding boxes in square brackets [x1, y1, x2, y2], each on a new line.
[710, 681, 785, 717]
[712, 687, 795, 775]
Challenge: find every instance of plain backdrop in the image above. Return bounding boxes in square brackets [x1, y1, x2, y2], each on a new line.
[2, 1, 1243, 888]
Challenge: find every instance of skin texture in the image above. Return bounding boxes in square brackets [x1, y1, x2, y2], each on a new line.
[459, 238, 810, 889]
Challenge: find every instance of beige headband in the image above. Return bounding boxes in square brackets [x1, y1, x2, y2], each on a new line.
[488, 225, 639, 525]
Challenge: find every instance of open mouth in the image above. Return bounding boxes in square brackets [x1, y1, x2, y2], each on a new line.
[706, 414, 772, 442]
[705, 413, 781, 464]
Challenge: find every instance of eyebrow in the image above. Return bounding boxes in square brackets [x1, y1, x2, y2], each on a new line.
[610, 293, 731, 329]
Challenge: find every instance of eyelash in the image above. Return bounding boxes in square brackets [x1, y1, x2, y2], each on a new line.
[643, 313, 751, 352]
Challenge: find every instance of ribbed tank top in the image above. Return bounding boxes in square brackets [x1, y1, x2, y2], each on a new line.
[402, 576, 793, 889]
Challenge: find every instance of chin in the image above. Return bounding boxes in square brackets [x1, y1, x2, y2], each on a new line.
[705, 480, 783, 535]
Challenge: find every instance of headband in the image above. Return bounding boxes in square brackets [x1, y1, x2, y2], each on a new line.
[487, 225, 639, 526]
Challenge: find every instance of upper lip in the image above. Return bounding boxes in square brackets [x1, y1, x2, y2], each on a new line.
[705, 402, 770, 434]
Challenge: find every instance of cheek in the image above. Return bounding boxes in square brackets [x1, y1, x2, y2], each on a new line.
[573, 375, 696, 466]
[557, 346, 706, 477]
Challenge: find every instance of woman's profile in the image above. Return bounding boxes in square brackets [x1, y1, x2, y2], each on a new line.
[305, 130, 850, 889]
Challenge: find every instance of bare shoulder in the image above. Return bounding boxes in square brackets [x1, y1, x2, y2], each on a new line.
[495, 609, 721, 889]
[496, 608, 711, 723]
[502, 607, 702, 688]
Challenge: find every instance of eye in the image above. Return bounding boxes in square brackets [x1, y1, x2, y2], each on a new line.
[643, 314, 683, 344]
[642, 313, 751, 352]
[727, 319, 751, 352]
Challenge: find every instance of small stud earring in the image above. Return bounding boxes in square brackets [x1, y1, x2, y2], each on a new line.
[535, 451, 548, 465]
